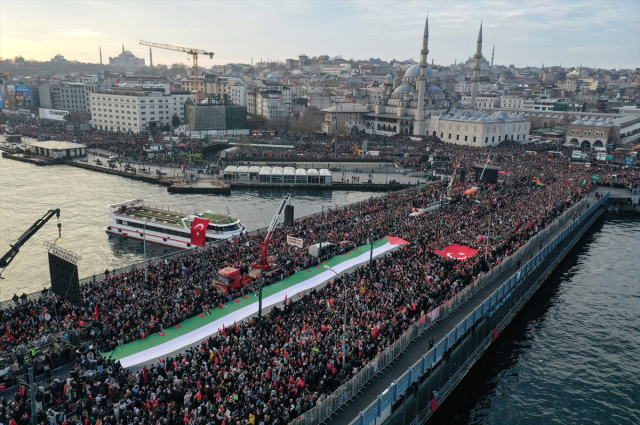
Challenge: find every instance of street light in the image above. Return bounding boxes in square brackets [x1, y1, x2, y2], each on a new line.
[324, 264, 348, 368]
[475, 199, 491, 263]
[143, 220, 148, 282]
[319, 205, 335, 256]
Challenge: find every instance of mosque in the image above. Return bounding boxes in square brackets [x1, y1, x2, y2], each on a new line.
[109, 45, 145, 68]
[363, 17, 530, 146]
[364, 17, 461, 136]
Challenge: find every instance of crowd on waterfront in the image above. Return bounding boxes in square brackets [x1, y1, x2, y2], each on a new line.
[2, 115, 640, 425]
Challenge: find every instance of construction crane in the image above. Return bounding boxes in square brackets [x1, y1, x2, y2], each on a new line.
[253, 194, 291, 327]
[352, 141, 362, 156]
[0, 209, 60, 278]
[139, 40, 214, 94]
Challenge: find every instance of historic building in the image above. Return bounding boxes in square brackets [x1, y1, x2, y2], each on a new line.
[109, 45, 145, 68]
[363, 17, 461, 136]
[432, 109, 531, 147]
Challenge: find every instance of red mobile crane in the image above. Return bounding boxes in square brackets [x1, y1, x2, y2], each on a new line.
[255, 193, 291, 327]
[252, 193, 291, 271]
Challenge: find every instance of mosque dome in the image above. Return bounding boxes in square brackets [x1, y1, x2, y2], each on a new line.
[426, 85, 443, 94]
[266, 74, 277, 80]
[425, 67, 435, 77]
[393, 84, 413, 94]
[573, 119, 585, 125]
[393, 76, 401, 81]
[597, 121, 610, 127]
[386, 73, 393, 79]
[404, 64, 421, 77]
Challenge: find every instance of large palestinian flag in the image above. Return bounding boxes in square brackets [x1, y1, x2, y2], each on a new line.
[104, 236, 409, 367]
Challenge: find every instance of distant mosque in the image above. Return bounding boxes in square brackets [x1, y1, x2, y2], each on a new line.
[109, 45, 145, 67]
[364, 16, 462, 136]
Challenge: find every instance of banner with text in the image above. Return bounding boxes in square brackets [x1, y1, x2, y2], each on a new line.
[287, 235, 304, 248]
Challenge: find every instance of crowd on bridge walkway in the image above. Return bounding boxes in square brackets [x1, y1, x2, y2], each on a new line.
[1, 114, 639, 425]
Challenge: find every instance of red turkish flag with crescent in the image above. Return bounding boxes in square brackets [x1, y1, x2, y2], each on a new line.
[190, 217, 210, 246]
[434, 244, 478, 260]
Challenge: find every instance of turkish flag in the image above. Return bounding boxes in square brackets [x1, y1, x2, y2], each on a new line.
[93, 304, 100, 320]
[190, 217, 210, 246]
[434, 244, 478, 260]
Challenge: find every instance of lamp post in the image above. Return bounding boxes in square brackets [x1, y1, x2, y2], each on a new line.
[369, 228, 376, 270]
[475, 199, 491, 263]
[319, 205, 334, 257]
[324, 265, 348, 368]
[143, 220, 148, 282]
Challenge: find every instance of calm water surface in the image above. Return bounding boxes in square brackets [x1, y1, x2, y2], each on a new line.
[432, 216, 640, 425]
[0, 155, 387, 298]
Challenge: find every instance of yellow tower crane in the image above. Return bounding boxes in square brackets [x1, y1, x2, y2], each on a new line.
[139, 40, 214, 94]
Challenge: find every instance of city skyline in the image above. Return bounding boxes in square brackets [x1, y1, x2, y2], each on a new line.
[1, 0, 639, 70]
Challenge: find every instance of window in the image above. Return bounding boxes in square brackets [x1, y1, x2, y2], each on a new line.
[448, 134, 451, 139]
[464, 136, 468, 141]
[456, 135, 459, 140]
[485, 137, 488, 143]
[473, 136, 476, 143]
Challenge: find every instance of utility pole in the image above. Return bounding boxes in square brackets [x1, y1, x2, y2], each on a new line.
[369, 228, 375, 270]
[143, 220, 148, 282]
[324, 265, 347, 368]
[29, 366, 37, 425]
[201, 244, 207, 300]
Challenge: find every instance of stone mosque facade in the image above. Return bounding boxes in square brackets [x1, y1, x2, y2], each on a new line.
[363, 17, 531, 146]
[364, 17, 460, 136]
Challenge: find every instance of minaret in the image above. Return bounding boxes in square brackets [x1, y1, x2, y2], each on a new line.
[99, 46, 102, 65]
[122, 44, 125, 54]
[413, 16, 429, 136]
[491, 45, 494, 67]
[149, 47, 153, 68]
[470, 22, 483, 112]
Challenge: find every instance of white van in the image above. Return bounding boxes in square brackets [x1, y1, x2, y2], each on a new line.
[107, 156, 118, 163]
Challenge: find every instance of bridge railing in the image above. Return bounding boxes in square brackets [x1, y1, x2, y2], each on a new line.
[291, 193, 603, 425]
[344, 193, 608, 425]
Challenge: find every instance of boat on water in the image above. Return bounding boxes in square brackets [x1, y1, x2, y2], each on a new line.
[106, 199, 245, 249]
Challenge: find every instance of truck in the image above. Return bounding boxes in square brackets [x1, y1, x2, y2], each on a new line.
[214, 267, 253, 294]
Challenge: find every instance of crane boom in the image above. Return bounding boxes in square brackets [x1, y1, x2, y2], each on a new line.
[254, 194, 291, 270]
[0, 209, 60, 278]
[139, 40, 214, 94]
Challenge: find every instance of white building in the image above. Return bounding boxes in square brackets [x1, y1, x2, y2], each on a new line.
[90, 88, 193, 132]
[501, 93, 525, 110]
[461, 93, 501, 109]
[431, 109, 530, 147]
[322, 64, 352, 76]
[228, 83, 247, 107]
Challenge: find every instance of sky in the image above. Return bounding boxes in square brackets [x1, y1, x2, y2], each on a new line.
[1, 0, 639, 70]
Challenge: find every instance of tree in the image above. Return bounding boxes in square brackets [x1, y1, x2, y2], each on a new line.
[289, 107, 323, 137]
[247, 114, 269, 130]
[63, 111, 90, 125]
[269, 115, 289, 132]
[172, 114, 181, 128]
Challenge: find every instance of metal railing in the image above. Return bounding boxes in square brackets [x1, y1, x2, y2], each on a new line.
[291, 192, 603, 425]
[345, 193, 609, 425]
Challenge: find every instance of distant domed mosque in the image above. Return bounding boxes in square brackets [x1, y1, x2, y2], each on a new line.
[109, 45, 145, 67]
[364, 17, 461, 136]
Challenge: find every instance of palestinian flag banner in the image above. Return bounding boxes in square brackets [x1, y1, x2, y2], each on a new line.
[104, 236, 409, 367]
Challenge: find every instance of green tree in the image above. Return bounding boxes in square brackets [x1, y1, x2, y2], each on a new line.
[172, 114, 181, 128]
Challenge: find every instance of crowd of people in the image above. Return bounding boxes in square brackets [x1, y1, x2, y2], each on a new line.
[1, 114, 639, 425]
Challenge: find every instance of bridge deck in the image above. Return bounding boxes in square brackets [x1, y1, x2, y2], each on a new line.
[327, 187, 628, 425]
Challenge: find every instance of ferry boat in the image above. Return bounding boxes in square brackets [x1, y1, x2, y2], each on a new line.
[106, 199, 245, 249]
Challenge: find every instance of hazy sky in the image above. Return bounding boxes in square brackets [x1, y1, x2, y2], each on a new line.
[1, 0, 639, 69]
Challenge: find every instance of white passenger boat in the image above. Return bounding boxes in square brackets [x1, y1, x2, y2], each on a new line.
[106, 199, 244, 249]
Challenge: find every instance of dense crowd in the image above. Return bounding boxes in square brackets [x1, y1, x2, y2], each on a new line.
[1, 115, 639, 425]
